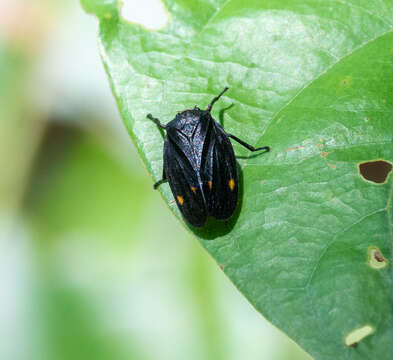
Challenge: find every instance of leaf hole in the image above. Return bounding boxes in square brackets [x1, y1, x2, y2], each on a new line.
[120, 0, 169, 30]
[367, 246, 388, 269]
[344, 325, 374, 347]
[358, 160, 392, 184]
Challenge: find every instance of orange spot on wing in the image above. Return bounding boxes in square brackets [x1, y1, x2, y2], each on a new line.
[208, 181, 212, 189]
[191, 186, 196, 193]
[176, 195, 184, 205]
[229, 178, 235, 191]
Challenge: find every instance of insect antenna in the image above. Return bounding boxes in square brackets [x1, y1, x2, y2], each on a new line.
[206, 87, 229, 112]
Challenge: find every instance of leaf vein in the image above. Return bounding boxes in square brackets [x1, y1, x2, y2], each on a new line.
[254, 27, 393, 147]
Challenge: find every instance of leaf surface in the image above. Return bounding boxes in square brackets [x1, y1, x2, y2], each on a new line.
[82, 0, 393, 358]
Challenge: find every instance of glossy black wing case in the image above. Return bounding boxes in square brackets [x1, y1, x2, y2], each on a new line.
[201, 120, 238, 220]
[163, 136, 208, 227]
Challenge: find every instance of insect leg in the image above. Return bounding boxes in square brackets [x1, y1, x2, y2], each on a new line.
[153, 178, 167, 189]
[206, 87, 229, 112]
[153, 169, 167, 189]
[147, 113, 166, 129]
[218, 103, 234, 127]
[227, 133, 270, 153]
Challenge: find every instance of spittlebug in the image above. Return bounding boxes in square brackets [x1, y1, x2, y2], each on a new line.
[147, 87, 269, 227]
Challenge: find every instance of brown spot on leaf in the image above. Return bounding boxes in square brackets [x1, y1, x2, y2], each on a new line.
[374, 250, 384, 262]
[286, 145, 303, 152]
[341, 76, 352, 87]
[367, 246, 388, 269]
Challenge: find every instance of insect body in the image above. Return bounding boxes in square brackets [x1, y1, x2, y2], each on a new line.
[147, 87, 269, 227]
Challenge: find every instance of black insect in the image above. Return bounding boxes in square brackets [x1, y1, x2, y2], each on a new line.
[147, 87, 269, 227]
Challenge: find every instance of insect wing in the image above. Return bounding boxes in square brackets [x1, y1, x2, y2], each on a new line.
[201, 122, 238, 220]
[163, 136, 207, 227]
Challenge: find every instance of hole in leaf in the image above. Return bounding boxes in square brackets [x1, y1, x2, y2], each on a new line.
[367, 246, 388, 269]
[345, 325, 374, 347]
[358, 160, 392, 184]
[121, 0, 169, 30]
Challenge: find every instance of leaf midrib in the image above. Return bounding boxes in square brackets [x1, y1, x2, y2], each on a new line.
[254, 26, 393, 147]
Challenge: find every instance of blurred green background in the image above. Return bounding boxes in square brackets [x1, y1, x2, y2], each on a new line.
[0, 1, 310, 359]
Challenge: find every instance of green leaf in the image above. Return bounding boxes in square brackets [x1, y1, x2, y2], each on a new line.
[83, 1, 393, 358]
[80, 0, 118, 18]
